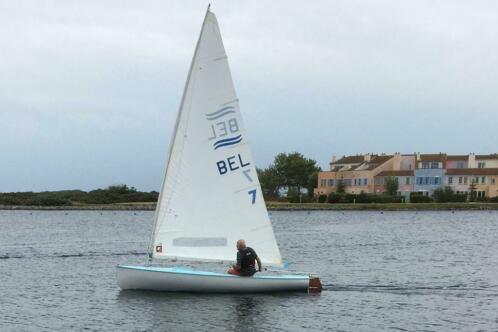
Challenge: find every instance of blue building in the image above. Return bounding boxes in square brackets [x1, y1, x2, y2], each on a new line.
[414, 154, 446, 196]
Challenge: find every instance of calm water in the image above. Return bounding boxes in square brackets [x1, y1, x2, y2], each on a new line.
[1, 210, 497, 331]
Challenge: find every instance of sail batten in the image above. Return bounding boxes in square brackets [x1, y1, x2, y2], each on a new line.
[150, 9, 282, 265]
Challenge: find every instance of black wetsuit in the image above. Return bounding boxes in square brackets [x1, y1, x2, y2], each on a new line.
[236, 247, 258, 276]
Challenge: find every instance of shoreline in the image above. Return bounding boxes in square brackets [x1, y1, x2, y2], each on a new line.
[2, 202, 498, 211]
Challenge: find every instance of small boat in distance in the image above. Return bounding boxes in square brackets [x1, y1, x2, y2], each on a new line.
[116, 6, 321, 293]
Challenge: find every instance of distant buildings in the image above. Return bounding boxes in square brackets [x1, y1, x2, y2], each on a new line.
[315, 153, 498, 200]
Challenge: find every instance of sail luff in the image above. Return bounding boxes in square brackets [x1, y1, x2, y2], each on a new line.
[148, 6, 212, 258]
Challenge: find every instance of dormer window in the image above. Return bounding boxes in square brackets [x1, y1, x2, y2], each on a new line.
[478, 162, 485, 168]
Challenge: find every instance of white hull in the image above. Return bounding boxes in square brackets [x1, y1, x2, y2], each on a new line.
[117, 265, 311, 293]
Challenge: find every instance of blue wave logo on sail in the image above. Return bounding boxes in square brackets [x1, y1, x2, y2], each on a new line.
[213, 134, 242, 150]
[205, 106, 236, 120]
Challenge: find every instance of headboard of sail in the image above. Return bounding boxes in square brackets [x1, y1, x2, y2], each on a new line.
[151, 10, 282, 266]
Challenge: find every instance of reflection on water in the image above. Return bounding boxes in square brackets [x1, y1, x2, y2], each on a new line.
[116, 290, 308, 331]
[233, 297, 259, 330]
[1, 210, 498, 331]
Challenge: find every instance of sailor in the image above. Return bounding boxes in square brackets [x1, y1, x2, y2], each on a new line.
[227, 239, 262, 277]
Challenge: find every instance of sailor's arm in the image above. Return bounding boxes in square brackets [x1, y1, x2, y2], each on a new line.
[256, 256, 262, 272]
[233, 251, 242, 270]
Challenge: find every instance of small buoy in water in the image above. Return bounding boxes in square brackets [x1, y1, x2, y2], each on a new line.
[380, 211, 384, 214]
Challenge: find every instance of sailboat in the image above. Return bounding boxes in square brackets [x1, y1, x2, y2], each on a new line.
[116, 6, 321, 293]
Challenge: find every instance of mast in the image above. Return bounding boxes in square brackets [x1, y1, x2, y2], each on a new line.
[148, 5, 212, 260]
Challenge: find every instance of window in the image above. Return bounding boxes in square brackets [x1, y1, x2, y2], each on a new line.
[320, 179, 326, 187]
[457, 162, 464, 169]
[434, 177, 440, 185]
[464, 177, 468, 184]
[424, 177, 430, 185]
[431, 161, 439, 169]
[328, 179, 334, 186]
[448, 177, 453, 184]
[405, 177, 410, 185]
[478, 162, 485, 168]
[422, 162, 430, 169]
[363, 178, 368, 186]
[474, 177, 479, 184]
[459, 177, 463, 184]
[417, 177, 423, 185]
[492, 178, 496, 185]
[354, 179, 357, 186]
[481, 176, 485, 184]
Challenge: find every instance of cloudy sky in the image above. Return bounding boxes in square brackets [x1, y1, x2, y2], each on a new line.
[1, 1, 497, 192]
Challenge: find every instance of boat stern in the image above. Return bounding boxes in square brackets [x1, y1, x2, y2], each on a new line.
[308, 275, 322, 293]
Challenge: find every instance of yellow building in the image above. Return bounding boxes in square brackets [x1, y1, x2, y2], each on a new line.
[315, 153, 408, 196]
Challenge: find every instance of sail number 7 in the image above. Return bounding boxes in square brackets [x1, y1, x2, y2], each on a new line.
[248, 189, 256, 204]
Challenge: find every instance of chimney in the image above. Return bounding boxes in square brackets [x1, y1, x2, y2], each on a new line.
[393, 152, 401, 170]
[416, 152, 421, 161]
[468, 153, 476, 168]
[364, 154, 371, 162]
[331, 155, 337, 163]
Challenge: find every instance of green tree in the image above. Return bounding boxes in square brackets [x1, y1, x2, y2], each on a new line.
[257, 167, 281, 198]
[468, 180, 477, 202]
[336, 179, 346, 193]
[384, 176, 399, 196]
[306, 170, 321, 198]
[271, 152, 320, 198]
[434, 186, 456, 203]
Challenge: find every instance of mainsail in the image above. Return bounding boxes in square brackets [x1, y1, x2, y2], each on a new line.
[150, 8, 282, 265]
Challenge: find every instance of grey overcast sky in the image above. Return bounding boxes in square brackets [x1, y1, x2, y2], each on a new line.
[1, 1, 497, 192]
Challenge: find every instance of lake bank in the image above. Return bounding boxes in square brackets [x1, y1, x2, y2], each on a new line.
[266, 202, 498, 210]
[2, 202, 498, 211]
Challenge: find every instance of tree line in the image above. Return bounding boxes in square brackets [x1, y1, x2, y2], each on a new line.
[0, 185, 159, 206]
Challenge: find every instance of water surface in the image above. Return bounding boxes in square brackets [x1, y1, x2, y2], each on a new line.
[1, 210, 497, 331]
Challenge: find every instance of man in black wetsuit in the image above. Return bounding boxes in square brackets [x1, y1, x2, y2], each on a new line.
[227, 239, 262, 277]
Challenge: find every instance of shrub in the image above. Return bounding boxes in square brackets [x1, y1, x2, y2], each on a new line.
[369, 194, 402, 203]
[25, 197, 72, 206]
[410, 193, 434, 203]
[318, 194, 327, 203]
[489, 196, 498, 203]
[344, 194, 357, 203]
[356, 192, 369, 203]
[327, 193, 343, 203]
[452, 194, 467, 202]
[0, 195, 22, 205]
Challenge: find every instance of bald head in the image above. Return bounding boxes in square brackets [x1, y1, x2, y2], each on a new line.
[236, 239, 246, 250]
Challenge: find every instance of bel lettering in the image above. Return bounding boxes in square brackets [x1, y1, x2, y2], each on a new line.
[217, 154, 250, 175]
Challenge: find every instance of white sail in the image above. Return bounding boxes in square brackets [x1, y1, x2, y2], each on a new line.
[150, 9, 282, 266]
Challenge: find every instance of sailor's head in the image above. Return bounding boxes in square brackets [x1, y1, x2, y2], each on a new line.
[236, 239, 246, 250]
